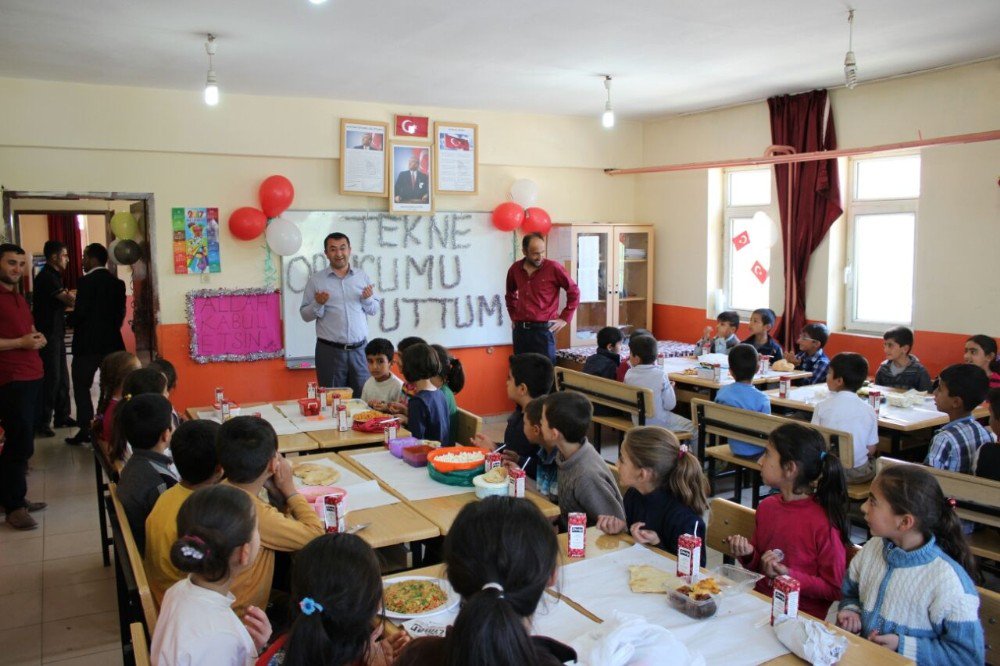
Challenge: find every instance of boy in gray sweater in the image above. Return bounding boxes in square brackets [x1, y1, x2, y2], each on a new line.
[540, 392, 625, 528]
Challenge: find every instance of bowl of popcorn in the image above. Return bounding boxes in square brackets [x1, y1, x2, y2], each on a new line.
[426, 446, 489, 473]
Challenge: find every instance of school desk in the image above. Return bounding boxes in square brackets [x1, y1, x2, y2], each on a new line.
[663, 356, 813, 399]
[187, 403, 320, 454]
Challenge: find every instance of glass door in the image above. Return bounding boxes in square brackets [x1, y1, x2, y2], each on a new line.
[615, 228, 651, 336]
[571, 227, 611, 346]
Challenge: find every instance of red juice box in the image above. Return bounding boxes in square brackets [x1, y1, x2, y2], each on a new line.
[307, 381, 317, 399]
[317, 386, 328, 406]
[771, 575, 801, 625]
[868, 389, 882, 416]
[220, 401, 231, 422]
[384, 421, 399, 443]
[337, 405, 349, 431]
[759, 355, 772, 373]
[485, 452, 502, 471]
[322, 492, 346, 534]
[214, 387, 225, 405]
[508, 467, 525, 498]
[567, 512, 587, 558]
[331, 394, 342, 416]
[779, 376, 792, 398]
[676, 533, 701, 577]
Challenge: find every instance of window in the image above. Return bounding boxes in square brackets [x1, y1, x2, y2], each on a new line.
[722, 168, 778, 316]
[846, 154, 920, 331]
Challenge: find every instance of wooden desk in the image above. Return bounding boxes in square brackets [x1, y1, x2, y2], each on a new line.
[307, 426, 409, 451]
[290, 452, 439, 548]
[341, 447, 561, 534]
[665, 357, 813, 397]
[186, 403, 319, 454]
[389, 528, 906, 665]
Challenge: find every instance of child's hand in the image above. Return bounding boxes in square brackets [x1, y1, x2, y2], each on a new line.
[272, 455, 297, 499]
[368, 399, 387, 411]
[387, 401, 407, 414]
[704, 326, 713, 339]
[782, 350, 799, 365]
[386, 629, 411, 656]
[242, 605, 272, 651]
[470, 433, 494, 450]
[760, 550, 788, 578]
[725, 535, 753, 557]
[868, 630, 899, 652]
[629, 521, 661, 546]
[501, 450, 521, 467]
[596, 515, 626, 535]
[836, 609, 862, 634]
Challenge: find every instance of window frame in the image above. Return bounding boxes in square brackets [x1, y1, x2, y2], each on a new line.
[721, 167, 779, 320]
[844, 153, 920, 333]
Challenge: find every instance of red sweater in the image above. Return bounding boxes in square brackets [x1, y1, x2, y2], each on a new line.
[738, 494, 846, 620]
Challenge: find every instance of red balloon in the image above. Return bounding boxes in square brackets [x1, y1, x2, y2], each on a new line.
[228, 207, 267, 240]
[259, 175, 295, 218]
[492, 202, 524, 232]
[522, 207, 552, 234]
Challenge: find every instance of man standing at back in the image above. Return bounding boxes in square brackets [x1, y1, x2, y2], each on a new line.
[66, 243, 126, 445]
[0, 243, 48, 529]
[299, 233, 379, 398]
[32, 240, 75, 437]
[505, 233, 580, 363]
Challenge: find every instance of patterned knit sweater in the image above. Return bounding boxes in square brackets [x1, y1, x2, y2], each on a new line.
[839, 536, 983, 665]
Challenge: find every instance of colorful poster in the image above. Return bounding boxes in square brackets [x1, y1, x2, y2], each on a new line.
[172, 207, 221, 274]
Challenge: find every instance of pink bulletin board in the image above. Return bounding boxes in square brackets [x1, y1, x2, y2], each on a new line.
[186, 288, 284, 363]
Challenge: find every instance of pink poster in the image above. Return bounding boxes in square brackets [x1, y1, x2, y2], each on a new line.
[186, 289, 283, 363]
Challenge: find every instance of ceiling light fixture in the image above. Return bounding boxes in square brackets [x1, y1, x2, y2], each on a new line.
[844, 9, 858, 90]
[602, 75, 615, 129]
[309, 0, 329, 4]
[204, 33, 219, 106]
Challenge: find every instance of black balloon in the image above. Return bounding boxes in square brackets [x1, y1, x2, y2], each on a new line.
[114, 239, 141, 265]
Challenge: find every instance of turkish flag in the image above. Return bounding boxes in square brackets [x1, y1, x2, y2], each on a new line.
[444, 134, 470, 150]
[395, 115, 429, 138]
[751, 260, 769, 284]
[732, 230, 750, 251]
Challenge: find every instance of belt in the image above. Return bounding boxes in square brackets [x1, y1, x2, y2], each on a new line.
[514, 321, 551, 329]
[318, 338, 365, 350]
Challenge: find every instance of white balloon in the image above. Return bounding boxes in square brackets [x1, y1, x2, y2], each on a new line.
[509, 178, 539, 207]
[266, 217, 302, 256]
[753, 210, 781, 248]
[107, 239, 121, 263]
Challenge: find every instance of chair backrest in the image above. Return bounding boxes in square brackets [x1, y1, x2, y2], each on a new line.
[876, 457, 1000, 528]
[455, 407, 483, 447]
[690, 398, 856, 467]
[109, 483, 159, 632]
[130, 621, 152, 666]
[706, 497, 755, 554]
[980, 585, 1000, 666]
[94, 443, 120, 485]
[554, 367, 654, 423]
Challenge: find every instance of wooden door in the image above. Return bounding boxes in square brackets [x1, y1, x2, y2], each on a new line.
[128, 200, 158, 364]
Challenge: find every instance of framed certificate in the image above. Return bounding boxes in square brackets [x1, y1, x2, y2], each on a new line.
[340, 119, 388, 197]
[434, 122, 478, 194]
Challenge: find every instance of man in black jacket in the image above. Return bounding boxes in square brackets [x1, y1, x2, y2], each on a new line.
[66, 243, 126, 445]
[32, 240, 75, 437]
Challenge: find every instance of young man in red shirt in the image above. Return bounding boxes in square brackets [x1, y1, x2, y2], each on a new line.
[0, 243, 48, 529]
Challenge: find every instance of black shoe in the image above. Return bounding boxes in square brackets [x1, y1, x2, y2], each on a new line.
[35, 427, 55, 437]
[65, 433, 91, 446]
[54, 417, 78, 428]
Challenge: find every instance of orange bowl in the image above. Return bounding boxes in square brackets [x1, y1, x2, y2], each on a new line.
[426, 446, 489, 473]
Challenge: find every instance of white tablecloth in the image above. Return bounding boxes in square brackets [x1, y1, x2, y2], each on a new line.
[350, 450, 474, 501]
[290, 458, 399, 511]
[556, 545, 789, 666]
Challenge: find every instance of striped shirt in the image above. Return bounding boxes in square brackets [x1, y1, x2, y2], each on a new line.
[796, 349, 830, 385]
[925, 415, 992, 473]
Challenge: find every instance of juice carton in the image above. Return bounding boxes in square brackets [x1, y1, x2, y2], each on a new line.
[771, 575, 801, 625]
[507, 467, 525, 498]
[676, 533, 702, 577]
[567, 512, 587, 558]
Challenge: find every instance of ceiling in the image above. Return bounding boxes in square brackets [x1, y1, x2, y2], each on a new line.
[0, 0, 997, 119]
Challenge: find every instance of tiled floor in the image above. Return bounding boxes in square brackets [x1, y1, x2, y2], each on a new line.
[0, 426, 122, 666]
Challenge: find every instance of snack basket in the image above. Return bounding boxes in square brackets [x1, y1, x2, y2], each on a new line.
[427, 464, 481, 487]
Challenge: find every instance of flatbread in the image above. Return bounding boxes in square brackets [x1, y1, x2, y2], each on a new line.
[293, 463, 341, 486]
[628, 564, 672, 594]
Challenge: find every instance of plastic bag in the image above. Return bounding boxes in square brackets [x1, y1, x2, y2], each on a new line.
[570, 610, 705, 666]
[773, 615, 848, 666]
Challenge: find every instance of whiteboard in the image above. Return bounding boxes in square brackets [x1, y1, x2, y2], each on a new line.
[280, 211, 516, 367]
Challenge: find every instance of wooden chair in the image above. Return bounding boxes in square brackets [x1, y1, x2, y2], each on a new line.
[129, 621, 152, 666]
[554, 367, 691, 451]
[707, 497, 755, 564]
[93, 442, 119, 567]
[454, 407, 483, 447]
[108, 483, 159, 635]
[980, 585, 1000, 666]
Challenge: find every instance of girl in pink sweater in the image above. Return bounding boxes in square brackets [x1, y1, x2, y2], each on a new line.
[727, 422, 850, 619]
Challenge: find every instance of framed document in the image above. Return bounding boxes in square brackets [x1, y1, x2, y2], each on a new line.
[339, 119, 388, 197]
[389, 142, 433, 214]
[434, 122, 478, 194]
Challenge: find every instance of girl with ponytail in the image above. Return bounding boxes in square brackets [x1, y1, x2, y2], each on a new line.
[151, 485, 270, 666]
[394, 497, 576, 666]
[964, 334, 1000, 388]
[257, 533, 408, 666]
[431, 344, 465, 445]
[596, 426, 710, 564]
[837, 465, 983, 664]
[726, 422, 849, 620]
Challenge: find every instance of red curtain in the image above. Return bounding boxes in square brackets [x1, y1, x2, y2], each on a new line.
[46, 214, 83, 291]
[767, 90, 842, 347]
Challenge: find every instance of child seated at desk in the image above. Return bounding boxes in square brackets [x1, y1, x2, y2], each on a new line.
[540, 392, 624, 527]
[975, 387, 1000, 481]
[431, 343, 465, 445]
[742, 307, 783, 360]
[89, 350, 140, 445]
[582, 326, 623, 380]
[398, 343, 450, 445]
[926, 364, 991, 474]
[624, 334, 694, 436]
[523, 397, 558, 499]
[875, 326, 932, 391]
[108, 367, 169, 464]
[783, 323, 830, 385]
[149, 356, 183, 429]
[964, 334, 1000, 389]
[219, 416, 324, 617]
[811, 353, 879, 484]
[360, 338, 404, 410]
[390, 336, 426, 406]
[696, 310, 740, 353]
[714, 344, 771, 457]
[837, 465, 984, 665]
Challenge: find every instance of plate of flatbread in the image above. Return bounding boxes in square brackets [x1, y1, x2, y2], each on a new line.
[627, 564, 674, 594]
[293, 462, 342, 487]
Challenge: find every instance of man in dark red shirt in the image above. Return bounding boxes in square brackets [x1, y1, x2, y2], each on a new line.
[0, 243, 48, 530]
[504, 233, 580, 362]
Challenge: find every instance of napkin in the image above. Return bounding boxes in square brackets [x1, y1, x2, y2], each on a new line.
[773, 615, 848, 666]
[571, 610, 706, 666]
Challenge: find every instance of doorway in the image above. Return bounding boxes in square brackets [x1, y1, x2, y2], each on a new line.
[2, 190, 159, 364]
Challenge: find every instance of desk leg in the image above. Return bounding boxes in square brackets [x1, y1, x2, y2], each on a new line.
[891, 431, 902, 456]
[732, 467, 744, 504]
[751, 471, 761, 508]
[707, 457, 717, 496]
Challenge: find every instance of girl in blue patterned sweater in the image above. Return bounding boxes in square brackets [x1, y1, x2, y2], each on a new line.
[837, 465, 983, 665]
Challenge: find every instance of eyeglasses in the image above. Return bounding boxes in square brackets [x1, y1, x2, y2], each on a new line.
[797, 335, 819, 342]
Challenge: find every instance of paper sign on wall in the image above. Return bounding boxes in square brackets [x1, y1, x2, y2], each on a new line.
[172, 207, 221, 274]
[186, 288, 283, 363]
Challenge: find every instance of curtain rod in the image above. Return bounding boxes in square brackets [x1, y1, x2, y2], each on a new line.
[604, 129, 1000, 175]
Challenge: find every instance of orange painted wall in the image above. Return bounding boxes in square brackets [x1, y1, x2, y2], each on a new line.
[652, 303, 972, 379]
[157, 323, 514, 416]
